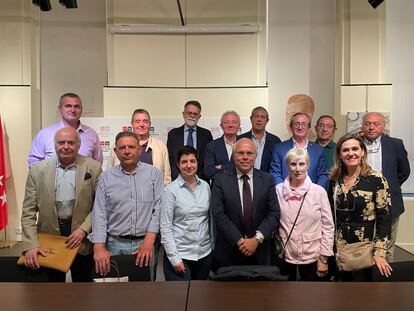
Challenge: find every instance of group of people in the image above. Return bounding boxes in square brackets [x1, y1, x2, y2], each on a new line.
[21, 92, 410, 283]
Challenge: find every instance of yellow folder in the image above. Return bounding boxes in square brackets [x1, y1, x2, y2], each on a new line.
[17, 233, 80, 273]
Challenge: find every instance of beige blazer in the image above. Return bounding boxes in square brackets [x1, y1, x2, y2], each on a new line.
[21, 155, 102, 255]
[107, 136, 171, 185]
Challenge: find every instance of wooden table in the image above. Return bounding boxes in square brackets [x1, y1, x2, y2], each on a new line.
[1, 281, 414, 311]
[187, 281, 414, 311]
[0, 282, 189, 311]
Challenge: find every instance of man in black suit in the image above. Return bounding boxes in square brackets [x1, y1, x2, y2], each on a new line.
[239, 106, 281, 173]
[362, 112, 411, 262]
[211, 138, 280, 271]
[204, 110, 239, 182]
[167, 100, 213, 181]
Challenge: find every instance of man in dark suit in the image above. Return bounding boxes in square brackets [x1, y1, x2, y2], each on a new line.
[204, 111, 239, 182]
[362, 112, 410, 262]
[211, 138, 280, 270]
[270, 112, 328, 189]
[167, 100, 213, 182]
[239, 106, 281, 173]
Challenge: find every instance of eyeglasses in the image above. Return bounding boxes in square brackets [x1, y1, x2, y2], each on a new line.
[367, 147, 379, 154]
[222, 121, 240, 126]
[292, 122, 309, 128]
[184, 112, 200, 117]
[317, 124, 334, 129]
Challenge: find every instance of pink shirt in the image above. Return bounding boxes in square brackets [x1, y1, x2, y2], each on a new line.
[275, 175, 334, 264]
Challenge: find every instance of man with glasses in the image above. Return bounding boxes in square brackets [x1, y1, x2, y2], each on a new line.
[362, 112, 410, 262]
[28, 93, 103, 168]
[315, 115, 337, 170]
[239, 107, 281, 173]
[270, 112, 328, 189]
[211, 138, 279, 270]
[167, 100, 213, 182]
[204, 111, 240, 182]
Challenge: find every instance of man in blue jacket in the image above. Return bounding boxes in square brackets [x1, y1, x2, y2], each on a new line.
[270, 112, 328, 189]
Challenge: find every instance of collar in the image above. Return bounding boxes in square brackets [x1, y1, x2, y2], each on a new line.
[364, 136, 381, 147]
[224, 135, 237, 145]
[292, 137, 309, 149]
[236, 168, 254, 181]
[177, 174, 201, 188]
[119, 162, 140, 175]
[251, 130, 266, 141]
[184, 124, 197, 132]
[282, 175, 312, 200]
[56, 158, 77, 169]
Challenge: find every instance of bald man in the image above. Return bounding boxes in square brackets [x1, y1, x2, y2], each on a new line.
[21, 127, 102, 281]
[362, 112, 410, 262]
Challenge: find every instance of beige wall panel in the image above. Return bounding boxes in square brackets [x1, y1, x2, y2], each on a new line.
[349, 0, 380, 83]
[103, 87, 267, 119]
[186, 34, 259, 87]
[367, 85, 391, 112]
[0, 87, 31, 240]
[186, 0, 258, 24]
[340, 85, 366, 114]
[0, 0, 25, 84]
[113, 35, 186, 87]
[112, 0, 179, 24]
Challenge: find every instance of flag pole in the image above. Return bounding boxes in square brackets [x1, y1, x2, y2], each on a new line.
[0, 227, 17, 248]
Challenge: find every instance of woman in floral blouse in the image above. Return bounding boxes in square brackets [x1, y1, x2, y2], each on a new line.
[330, 133, 392, 281]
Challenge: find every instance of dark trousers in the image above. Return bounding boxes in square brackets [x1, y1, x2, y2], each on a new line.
[285, 261, 318, 281]
[339, 268, 372, 282]
[48, 223, 94, 282]
[163, 253, 212, 281]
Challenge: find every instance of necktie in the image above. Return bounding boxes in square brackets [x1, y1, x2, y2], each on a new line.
[186, 128, 194, 147]
[241, 174, 254, 238]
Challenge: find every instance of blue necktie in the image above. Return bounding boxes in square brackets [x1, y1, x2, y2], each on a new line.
[186, 128, 194, 147]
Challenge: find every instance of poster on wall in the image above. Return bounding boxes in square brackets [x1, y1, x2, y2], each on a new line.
[82, 117, 250, 171]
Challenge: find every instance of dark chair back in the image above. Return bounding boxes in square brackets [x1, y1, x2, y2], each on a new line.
[372, 260, 414, 281]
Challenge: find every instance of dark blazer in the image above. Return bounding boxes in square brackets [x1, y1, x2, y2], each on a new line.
[380, 135, 410, 218]
[167, 124, 213, 182]
[211, 168, 280, 268]
[269, 138, 328, 189]
[238, 131, 281, 172]
[204, 135, 235, 181]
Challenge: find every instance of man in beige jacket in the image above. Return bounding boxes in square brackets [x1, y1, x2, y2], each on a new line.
[21, 127, 102, 282]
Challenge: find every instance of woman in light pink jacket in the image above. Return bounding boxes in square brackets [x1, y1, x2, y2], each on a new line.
[276, 148, 334, 281]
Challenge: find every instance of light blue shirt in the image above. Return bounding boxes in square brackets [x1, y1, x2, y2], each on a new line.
[183, 125, 197, 149]
[88, 162, 163, 244]
[160, 174, 212, 266]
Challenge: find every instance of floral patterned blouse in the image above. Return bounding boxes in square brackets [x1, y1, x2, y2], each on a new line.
[330, 171, 392, 258]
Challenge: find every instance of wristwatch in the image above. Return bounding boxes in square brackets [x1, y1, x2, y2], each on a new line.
[319, 257, 328, 264]
[255, 231, 264, 244]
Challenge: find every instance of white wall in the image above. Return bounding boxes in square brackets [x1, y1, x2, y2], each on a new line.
[40, 0, 107, 127]
[267, 0, 335, 139]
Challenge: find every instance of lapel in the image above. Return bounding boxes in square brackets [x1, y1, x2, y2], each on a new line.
[252, 169, 260, 221]
[218, 136, 231, 164]
[380, 135, 389, 167]
[229, 169, 243, 222]
[75, 156, 87, 210]
[45, 158, 57, 213]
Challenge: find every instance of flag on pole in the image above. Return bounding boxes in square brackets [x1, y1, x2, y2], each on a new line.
[0, 115, 10, 230]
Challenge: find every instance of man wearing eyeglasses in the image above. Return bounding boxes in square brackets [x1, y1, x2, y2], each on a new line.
[315, 115, 337, 170]
[362, 112, 410, 262]
[204, 111, 240, 182]
[167, 100, 213, 182]
[28, 93, 103, 168]
[270, 112, 328, 189]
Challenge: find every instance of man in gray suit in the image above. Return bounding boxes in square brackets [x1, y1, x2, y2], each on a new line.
[21, 127, 102, 281]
